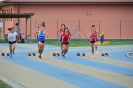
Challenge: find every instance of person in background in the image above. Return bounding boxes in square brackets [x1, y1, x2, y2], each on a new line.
[15, 23, 21, 42]
[15, 23, 20, 33]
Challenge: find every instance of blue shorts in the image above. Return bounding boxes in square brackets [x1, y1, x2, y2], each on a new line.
[38, 41, 45, 43]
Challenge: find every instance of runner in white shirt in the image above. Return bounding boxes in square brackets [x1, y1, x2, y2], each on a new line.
[8, 27, 19, 58]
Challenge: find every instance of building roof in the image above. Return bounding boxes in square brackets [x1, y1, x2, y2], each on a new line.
[0, 13, 35, 19]
[3, 0, 133, 2]
[2, 0, 133, 4]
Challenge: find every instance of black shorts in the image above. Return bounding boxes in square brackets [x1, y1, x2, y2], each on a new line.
[38, 41, 45, 43]
[60, 38, 62, 42]
[90, 41, 95, 43]
[62, 42, 69, 45]
[9, 41, 16, 44]
[90, 41, 98, 43]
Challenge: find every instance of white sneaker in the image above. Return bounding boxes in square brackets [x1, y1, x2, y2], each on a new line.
[91, 55, 94, 58]
[96, 50, 98, 54]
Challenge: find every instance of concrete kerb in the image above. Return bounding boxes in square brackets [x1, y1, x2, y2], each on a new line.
[0, 74, 26, 88]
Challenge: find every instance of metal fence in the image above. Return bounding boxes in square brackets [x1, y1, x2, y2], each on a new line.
[1, 19, 133, 41]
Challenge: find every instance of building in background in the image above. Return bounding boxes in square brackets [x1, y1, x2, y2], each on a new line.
[0, 0, 133, 39]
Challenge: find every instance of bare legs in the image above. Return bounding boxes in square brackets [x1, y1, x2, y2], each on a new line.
[91, 41, 98, 58]
[61, 44, 68, 57]
[38, 41, 45, 59]
[9, 42, 16, 58]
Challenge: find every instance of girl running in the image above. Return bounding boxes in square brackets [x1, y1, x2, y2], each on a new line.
[57, 24, 72, 55]
[37, 26, 46, 59]
[61, 27, 71, 57]
[8, 27, 19, 58]
[89, 25, 100, 58]
[57, 24, 65, 54]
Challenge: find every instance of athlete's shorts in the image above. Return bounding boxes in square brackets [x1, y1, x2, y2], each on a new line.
[9, 41, 16, 44]
[60, 38, 62, 42]
[62, 42, 69, 45]
[90, 40, 99, 43]
[90, 41, 95, 43]
[38, 41, 45, 43]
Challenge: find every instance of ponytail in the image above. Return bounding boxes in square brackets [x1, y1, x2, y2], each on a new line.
[91, 25, 95, 28]
[42, 22, 45, 28]
[8, 28, 11, 31]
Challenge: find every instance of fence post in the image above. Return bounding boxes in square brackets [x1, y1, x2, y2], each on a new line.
[99, 20, 101, 32]
[79, 19, 81, 41]
[35, 19, 36, 29]
[57, 19, 58, 40]
[120, 19, 121, 40]
[0, 18, 1, 38]
[30, 17, 31, 43]
[26, 18, 27, 39]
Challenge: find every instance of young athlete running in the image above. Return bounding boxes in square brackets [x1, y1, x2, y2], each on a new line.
[57, 24, 65, 54]
[8, 27, 19, 58]
[37, 26, 46, 59]
[61, 27, 71, 57]
[89, 25, 100, 58]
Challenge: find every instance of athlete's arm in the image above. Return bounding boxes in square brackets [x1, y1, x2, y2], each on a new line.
[89, 31, 92, 38]
[32, 28, 38, 33]
[57, 28, 61, 33]
[16, 32, 20, 42]
[44, 30, 48, 38]
[69, 32, 71, 38]
[33, 30, 39, 34]
[8, 37, 12, 41]
[96, 30, 101, 36]
[8, 34, 12, 41]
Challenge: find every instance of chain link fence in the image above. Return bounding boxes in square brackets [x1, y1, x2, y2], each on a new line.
[0, 19, 133, 42]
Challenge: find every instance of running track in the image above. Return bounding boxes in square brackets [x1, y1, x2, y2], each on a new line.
[0, 43, 133, 88]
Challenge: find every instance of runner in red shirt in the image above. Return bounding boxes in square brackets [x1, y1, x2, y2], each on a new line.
[61, 27, 71, 57]
[89, 25, 100, 58]
[57, 24, 65, 53]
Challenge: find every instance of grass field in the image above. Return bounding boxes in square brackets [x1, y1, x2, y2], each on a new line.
[0, 80, 11, 88]
[0, 38, 133, 47]
[45, 40, 133, 47]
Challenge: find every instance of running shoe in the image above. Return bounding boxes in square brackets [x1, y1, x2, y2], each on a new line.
[62, 54, 65, 58]
[39, 55, 41, 59]
[96, 50, 98, 54]
[91, 55, 94, 58]
[10, 54, 12, 58]
[12, 50, 15, 55]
